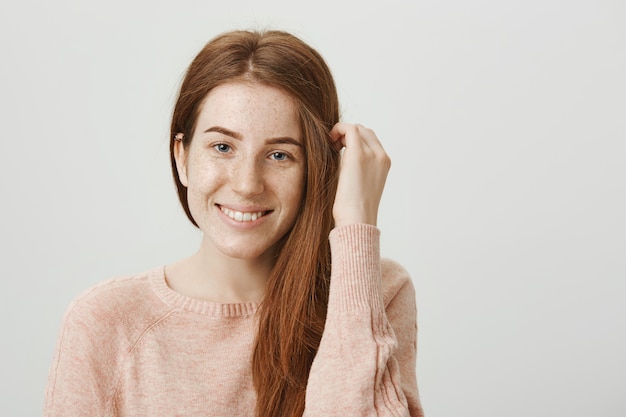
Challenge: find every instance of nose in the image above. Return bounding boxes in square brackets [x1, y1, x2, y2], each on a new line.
[230, 157, 265, 196]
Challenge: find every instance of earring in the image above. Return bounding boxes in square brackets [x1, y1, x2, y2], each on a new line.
[174, 133, 185, 142]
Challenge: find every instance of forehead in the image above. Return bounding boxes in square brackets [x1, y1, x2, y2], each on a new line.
[195, 82, 301, 138]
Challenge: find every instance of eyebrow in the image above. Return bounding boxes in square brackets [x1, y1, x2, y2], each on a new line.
[204, 126, 302, 147]
[204, 126, 242, 140]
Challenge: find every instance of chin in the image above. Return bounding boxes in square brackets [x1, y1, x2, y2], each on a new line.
[214, 240, 280, 261]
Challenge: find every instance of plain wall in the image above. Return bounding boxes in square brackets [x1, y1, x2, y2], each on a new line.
[1, 0, 624, 415]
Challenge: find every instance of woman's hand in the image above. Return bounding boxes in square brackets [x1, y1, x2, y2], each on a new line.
[330, 123, 391, 228]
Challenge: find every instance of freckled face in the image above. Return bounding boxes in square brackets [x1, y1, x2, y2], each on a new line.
[174, 82, 305, 260]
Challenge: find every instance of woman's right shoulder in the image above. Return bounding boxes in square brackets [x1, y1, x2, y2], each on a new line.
[46, 268, 173, 411]
[61, 267, 171, 336]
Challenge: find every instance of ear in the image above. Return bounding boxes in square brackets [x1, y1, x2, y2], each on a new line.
[174, 139, 189, 187]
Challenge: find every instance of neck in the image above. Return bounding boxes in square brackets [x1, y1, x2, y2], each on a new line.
[166, 235, 275, 304]
[199, 237, 275, 299]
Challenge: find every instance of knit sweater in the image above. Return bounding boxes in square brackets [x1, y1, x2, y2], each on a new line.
[44, 224, 424, 416]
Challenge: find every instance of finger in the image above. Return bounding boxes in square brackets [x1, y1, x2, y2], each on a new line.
[350, 125, 391, 169]
[334, 123, 382, 150]
[329, 121, 349, 139]
[330, 134, 344, 152]
[353, 124, 385, 153]
[329, 122, 349, 151]
[331, 122, 368, 152]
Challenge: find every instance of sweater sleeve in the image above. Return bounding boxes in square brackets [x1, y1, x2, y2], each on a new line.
[44, 294, 118, 417]
[304, 224, 424, 417]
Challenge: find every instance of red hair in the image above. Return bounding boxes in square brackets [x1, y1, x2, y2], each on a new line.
[169, 30, 340, 417]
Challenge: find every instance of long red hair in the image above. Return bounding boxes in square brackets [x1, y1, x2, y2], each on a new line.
[169, 30, 340, 417]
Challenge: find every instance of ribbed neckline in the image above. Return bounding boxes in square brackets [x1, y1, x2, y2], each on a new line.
[148, 266, 260, 317]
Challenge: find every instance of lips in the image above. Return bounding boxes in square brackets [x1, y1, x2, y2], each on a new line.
[219, 206, 270, 222]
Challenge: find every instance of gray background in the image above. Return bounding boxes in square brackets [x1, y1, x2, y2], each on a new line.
[1, 0, 624, 415]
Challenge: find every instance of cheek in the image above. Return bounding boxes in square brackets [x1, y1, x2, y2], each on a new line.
[285, 169, 306, 209]
[186, 156, 222, 189]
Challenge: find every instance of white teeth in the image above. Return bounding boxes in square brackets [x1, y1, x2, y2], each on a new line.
[220, 207, 265, 222]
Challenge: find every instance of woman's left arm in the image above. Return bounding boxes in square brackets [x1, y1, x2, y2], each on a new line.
[304, 125, 424, 416]
[304, 225, 424, 417]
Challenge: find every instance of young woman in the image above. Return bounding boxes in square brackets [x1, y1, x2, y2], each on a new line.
[44, 30, 425, 417]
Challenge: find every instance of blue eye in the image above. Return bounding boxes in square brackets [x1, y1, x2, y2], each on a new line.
[270, 152, 288, 161]
[215, 143, 231, 153]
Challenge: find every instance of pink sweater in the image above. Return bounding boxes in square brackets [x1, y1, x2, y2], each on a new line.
[45, 224, 424, 416]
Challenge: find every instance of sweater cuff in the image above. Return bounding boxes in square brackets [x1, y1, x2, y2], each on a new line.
[328, 224, 384, 312]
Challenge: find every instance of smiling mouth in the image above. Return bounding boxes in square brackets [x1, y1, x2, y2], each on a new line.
[219, 206, 270, 222]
